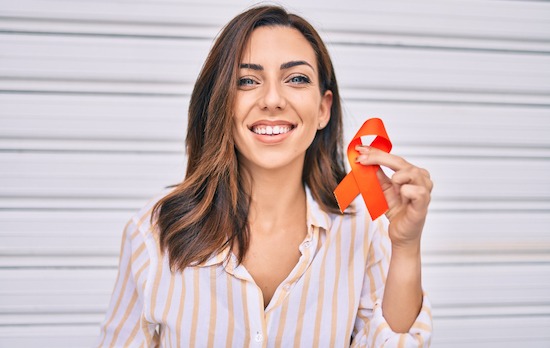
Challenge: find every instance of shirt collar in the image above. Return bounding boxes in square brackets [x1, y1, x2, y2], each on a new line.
[305, 186, 332, 231]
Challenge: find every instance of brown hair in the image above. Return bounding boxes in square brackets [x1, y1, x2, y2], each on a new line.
[153, 5, 346, 271]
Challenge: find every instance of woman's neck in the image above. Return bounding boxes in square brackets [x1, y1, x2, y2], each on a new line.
[241, 161, 307, 235]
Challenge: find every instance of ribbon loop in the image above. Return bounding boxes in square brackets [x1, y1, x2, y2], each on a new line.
[333, 118, 392, 219]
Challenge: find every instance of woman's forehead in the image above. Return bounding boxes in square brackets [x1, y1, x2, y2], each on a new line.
[240, 26, 316, 68]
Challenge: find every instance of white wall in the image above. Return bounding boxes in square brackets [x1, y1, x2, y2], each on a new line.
[1, 0, 550, 346]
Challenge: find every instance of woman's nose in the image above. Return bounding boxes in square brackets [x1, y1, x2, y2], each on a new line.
[259, 81, 287, 111]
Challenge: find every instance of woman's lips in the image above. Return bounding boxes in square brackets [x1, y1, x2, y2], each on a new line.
[249, 121, 296, 136]
[248, 121, 296, 143]
[251, 124, 292, 135]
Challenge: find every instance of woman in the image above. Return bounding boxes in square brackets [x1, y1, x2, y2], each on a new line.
[97, 5, 433, 347]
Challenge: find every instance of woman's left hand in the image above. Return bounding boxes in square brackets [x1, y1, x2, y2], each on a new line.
[355, 145, 433, 248]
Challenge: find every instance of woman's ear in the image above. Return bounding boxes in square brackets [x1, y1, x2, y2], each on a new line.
[318, 90, 333, 129]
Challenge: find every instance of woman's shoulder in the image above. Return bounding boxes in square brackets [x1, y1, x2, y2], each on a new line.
[128, 187, 176, 240]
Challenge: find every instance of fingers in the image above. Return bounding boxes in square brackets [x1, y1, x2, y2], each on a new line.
[356, 145, 432, 189]
[392, 166, 433, 193]
[356, 145, 433, 208]
[355, 145, 410, 172]
[400, 184, 431, 213]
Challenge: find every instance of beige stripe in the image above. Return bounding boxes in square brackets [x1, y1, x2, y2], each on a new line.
[412, 321, 432, 331]
[175, 271, 187, 348]
[312, 226, 333, 346]
[361, 214, 379, 305]
[377, 234, 388, 283]
[372, 321, 390, 346]
[417, 332, 425, 346]
[357, 219, 377, 331]
[259, 293, 268, 348]
[241, 280, 251, 344]
[98, 241, 138, 347]
[225, 271, 235, 347]
[329, 218, 343, 347]
[131, 242, 146, 263]
[377, 220, 389, 283]
[149, 247, 164, 322]
[274, 293, 290, 344]
[293, 227, 318, 348]
[398, 334, 407, 348]
[355, 216, 372, 325]
[424, 302, 433, 318]
[366, 238, 378, 304]
[206, 267, 218, 348]
[120, 219, 133, 249]
[167, 321, 174, 348]
[137, 207, 155, 228]
[141, 311, 154, 345]
[131, 227, 141, 239]
[161, 273, 175, 318]
[121, 313, 142, 346]
[109, 290, 139, 347]
[362, 215, 370, 261]
[344, 214, 357, 342]
[161, 271, 176, 324]
[377, 261, 387, 285]
[100, 221, 132, 338]
[134, 258, 150, 279]
[189, 268, 201, 347]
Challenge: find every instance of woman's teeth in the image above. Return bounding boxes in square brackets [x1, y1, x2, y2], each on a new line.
[252, 125, 292, 135]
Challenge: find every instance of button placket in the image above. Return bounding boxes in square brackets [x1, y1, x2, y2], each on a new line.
[254, 331, 264, 343]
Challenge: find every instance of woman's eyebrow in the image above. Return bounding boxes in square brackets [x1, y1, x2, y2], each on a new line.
[239, 61, 314, 71]
[280, 60, 314, 71]
[239, 63, 263, 71]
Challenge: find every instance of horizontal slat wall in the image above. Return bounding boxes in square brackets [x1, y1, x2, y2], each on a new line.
[1, 0, 549, 347]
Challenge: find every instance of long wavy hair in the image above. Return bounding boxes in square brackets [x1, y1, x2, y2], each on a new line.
[153, 5, 346, 271]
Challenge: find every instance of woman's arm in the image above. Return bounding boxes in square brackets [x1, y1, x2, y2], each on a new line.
[350, 217, 432, 347]
[355, 145, 433, 332]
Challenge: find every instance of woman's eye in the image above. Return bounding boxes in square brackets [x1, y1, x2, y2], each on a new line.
[238, 78, 257, 86]
[288, 75, 311, 84]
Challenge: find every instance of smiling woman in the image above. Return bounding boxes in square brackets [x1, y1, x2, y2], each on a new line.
[233, 26, 332, 172]
[96, 5, 433, 347]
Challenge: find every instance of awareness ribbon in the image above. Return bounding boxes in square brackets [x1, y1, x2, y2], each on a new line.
[333, 118, 392, 219]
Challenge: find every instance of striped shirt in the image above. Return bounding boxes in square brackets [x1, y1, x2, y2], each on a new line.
[96, 188, 432, 347]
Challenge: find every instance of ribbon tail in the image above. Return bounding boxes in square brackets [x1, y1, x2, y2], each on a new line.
[333, 173, 359, 213]
[358, 165, 389, 220]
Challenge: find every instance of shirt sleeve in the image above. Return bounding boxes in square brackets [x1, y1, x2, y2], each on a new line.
[95, 218, 159, 347]
[351, 218, 433, 347]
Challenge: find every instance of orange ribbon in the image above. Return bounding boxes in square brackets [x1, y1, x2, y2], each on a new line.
[334, 118, 392, 219]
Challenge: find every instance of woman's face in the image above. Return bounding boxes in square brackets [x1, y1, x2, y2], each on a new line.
[233, 26, 332, 174]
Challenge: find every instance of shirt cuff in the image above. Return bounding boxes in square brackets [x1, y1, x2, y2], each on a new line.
[368, 293, 433, 347]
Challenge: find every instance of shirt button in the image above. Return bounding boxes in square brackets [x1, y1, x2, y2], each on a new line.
[255, 332, 264, 343]
[302, 240, 311, 248]
[283, 283, 291, 291]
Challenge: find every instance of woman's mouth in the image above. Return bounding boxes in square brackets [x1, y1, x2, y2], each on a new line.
[251, 124, 294, 135]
